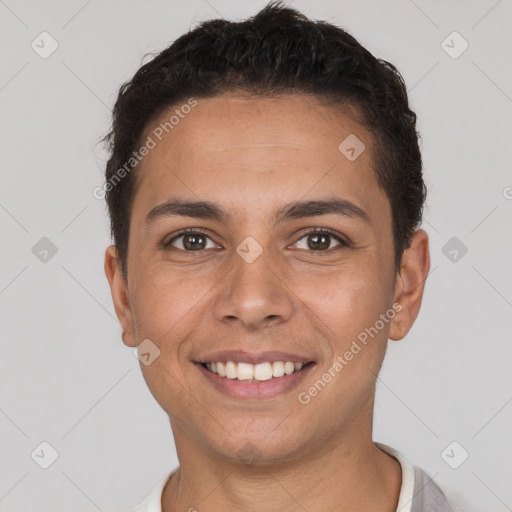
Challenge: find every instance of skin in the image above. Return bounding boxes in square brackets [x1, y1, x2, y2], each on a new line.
[105, 93, 430, 512]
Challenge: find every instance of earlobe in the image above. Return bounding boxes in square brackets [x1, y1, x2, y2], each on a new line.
[389, 229, 430, 341]
[104, 245, 137, 347]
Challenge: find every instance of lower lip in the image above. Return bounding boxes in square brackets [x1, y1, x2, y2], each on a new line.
[195, 362, 315, 400]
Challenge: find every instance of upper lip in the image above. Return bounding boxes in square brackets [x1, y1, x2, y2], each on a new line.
[196, 350, 314, 365]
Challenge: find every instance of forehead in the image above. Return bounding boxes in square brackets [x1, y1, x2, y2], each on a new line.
[131, 93, 388, 226]
[147, 93, 368, 163]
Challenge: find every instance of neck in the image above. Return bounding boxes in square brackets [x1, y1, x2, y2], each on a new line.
[162, 426, 402, 512]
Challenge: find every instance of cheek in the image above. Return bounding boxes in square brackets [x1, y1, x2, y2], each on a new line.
[126, 283, 190, 397]
[130, 271, 203, 407]
[298, 262, 392, 397]
[131, 265, 204, 329]
[298, 261, 390, 338]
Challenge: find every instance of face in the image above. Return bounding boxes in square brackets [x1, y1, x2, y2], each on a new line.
[105, 93, 429, 464]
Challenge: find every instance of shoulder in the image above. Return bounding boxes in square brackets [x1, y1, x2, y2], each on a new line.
[410, 466, 453, 512]
[376, 443, 454, 512]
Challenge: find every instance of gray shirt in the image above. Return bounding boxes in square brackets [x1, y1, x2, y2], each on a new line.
[410, 465, 453, 512]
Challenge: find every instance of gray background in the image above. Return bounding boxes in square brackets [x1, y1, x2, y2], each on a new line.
[1, 0, 511, 510]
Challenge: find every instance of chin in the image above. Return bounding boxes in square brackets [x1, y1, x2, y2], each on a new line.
[208, 431, 309, 467]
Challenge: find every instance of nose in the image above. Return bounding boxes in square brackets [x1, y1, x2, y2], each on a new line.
[212, 248, 294, 331]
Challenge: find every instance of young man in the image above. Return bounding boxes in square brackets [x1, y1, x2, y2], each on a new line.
[103, 2, 453, 511]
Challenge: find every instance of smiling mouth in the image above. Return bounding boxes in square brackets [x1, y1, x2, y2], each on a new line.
[200, 360, 315, 382]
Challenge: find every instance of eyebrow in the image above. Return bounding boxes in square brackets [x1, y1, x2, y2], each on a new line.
[145, 196, 371, 227]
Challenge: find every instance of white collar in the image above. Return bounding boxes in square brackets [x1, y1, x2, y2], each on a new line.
[375, 442, 415, 512]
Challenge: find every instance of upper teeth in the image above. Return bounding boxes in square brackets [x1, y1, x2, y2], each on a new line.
[205, 361, 304, 381]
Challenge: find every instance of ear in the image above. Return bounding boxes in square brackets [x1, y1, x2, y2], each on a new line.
[389, 229, 430, 341]
[104, 245, 137, 347]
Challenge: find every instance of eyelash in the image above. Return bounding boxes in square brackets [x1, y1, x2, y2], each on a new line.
[163, 227, 349, 252]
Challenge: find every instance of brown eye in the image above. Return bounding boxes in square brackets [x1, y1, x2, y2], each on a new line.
[166, 231, 217, 251]
[295, 230, 346, 251]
